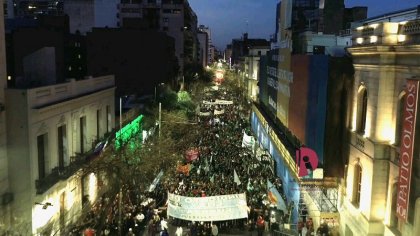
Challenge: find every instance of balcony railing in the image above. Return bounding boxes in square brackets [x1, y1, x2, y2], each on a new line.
[35, 153, 88, 194]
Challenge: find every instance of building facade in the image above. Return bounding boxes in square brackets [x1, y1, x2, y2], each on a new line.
[86, 28, 178, 96]
[250, 0, 362, 232]
[340, 10, 420, 236]
[243, 46, 270, 101]
[5, 75, 115, 234]
[197, 31, 208, 68]
[64, 0, 119, 35]
[118, 0, 198, 73]
[0, 2, 10, 231]
[198, 25, 213, 65]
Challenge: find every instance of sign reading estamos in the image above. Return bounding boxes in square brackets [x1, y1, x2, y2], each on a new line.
[396, 79, 419, 221]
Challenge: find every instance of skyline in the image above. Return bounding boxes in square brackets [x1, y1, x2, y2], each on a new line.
[189, 0, 420, 50]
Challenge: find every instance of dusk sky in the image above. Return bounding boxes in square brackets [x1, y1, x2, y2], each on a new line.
[189, 0, 420, 50]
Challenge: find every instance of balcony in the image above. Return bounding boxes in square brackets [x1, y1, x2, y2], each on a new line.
[35, 132, 115, 194]
[35, 153, 87, 194]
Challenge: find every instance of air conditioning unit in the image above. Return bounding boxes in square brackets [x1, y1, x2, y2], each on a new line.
[1, 192, 14, 206]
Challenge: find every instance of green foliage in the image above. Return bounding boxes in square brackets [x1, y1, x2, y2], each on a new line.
[177, 91, 191, 103]
[159, 87, 178, 110]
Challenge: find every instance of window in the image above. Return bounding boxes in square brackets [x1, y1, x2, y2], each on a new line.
[352, 163, 362, 207]
[96, 109, 101, 139]
[395, 94, 406, 146]
[106, 105, 111, 132]
[37, 133, 49, 179]
[57, 125, 67, 169]
[163, 17, 169, 23]
[356, 88, 368, 134]
[80, 116, 87, 153]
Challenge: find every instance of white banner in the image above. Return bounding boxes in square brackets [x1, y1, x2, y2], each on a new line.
[167, 193, 248, 221]
[199, 111, 211, 116]
[202, 100, 234, 106]
[215, 99, 233, 105]
[214, 109, 225, 115]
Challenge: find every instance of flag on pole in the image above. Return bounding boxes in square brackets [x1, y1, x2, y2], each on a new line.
[210, 175, 214, 183]
[247, 179, 253, 191]
[234, 169, 241, 185]
[204, 158, 210, 173]
[267, 179, 287, 211]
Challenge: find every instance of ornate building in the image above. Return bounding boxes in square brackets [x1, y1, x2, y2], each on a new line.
[340, 7, 420, 236]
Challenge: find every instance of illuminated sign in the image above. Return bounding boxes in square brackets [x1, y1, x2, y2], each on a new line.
[115, 114, 144, 150]
[296, 147, 319, 177]
[396, 79, 419, 221]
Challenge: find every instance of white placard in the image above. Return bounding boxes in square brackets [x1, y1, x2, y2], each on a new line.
[167, 193, 248, 221]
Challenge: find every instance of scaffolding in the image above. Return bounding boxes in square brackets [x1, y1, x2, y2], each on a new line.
[297, 178, 339, 221]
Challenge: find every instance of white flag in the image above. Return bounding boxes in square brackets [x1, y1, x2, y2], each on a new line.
[234, 169, 241, 185]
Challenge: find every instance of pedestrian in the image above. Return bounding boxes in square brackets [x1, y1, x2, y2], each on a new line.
[175, 226, 183, 236]
[256, 216, 265, 236]
[147, 220, 155, 236]
[127, 228, 135, 236]
[160, 228, 169, 236]
[211, 222, 219, 236]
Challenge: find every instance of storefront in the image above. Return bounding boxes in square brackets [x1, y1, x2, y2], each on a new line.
[250, 108, 300, 225]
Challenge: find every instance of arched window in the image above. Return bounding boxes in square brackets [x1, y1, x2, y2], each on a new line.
[356, 89, 368, 134]
[352, 163, 362, 207]
[395, 93, 406, 146]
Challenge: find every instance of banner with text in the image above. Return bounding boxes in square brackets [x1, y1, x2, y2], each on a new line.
[396, 79, 419, 221]
[167, 193, 248, 221]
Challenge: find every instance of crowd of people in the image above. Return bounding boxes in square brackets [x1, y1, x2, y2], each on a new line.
[71, 81, 300, 235]
[162, 86, 291, 234]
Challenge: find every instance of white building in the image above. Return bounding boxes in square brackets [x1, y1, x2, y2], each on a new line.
[340, 9, 420, 236]
[199, 25, 213, 65]
[5, 75, 115, 234]
[244, 46, 270, 101]
[298, 31, 351, 56]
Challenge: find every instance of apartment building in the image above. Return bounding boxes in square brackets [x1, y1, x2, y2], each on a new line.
[5, 75, 115, 234]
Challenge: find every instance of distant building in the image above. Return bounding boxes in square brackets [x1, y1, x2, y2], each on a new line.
[225, 44, 232, 67]
[243, 45, 270, 101]
[197, 31, 208, 68]
[86, 28, 178, 97]
[198, 25, 213, 65]
[230, 33, 270, 66]
[4, 0, 64, 19]
[63, 0, 119, 35]
[5, 75, 115, 234]
[6, 15, 86, 87]
[118, 0, 198, 73]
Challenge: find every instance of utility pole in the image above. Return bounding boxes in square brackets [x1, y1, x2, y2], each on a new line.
[159, 102, 162, 138]
[118, 97, 123, 236]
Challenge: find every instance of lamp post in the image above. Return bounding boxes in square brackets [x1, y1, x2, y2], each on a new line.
[118, 96, 123, 236]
